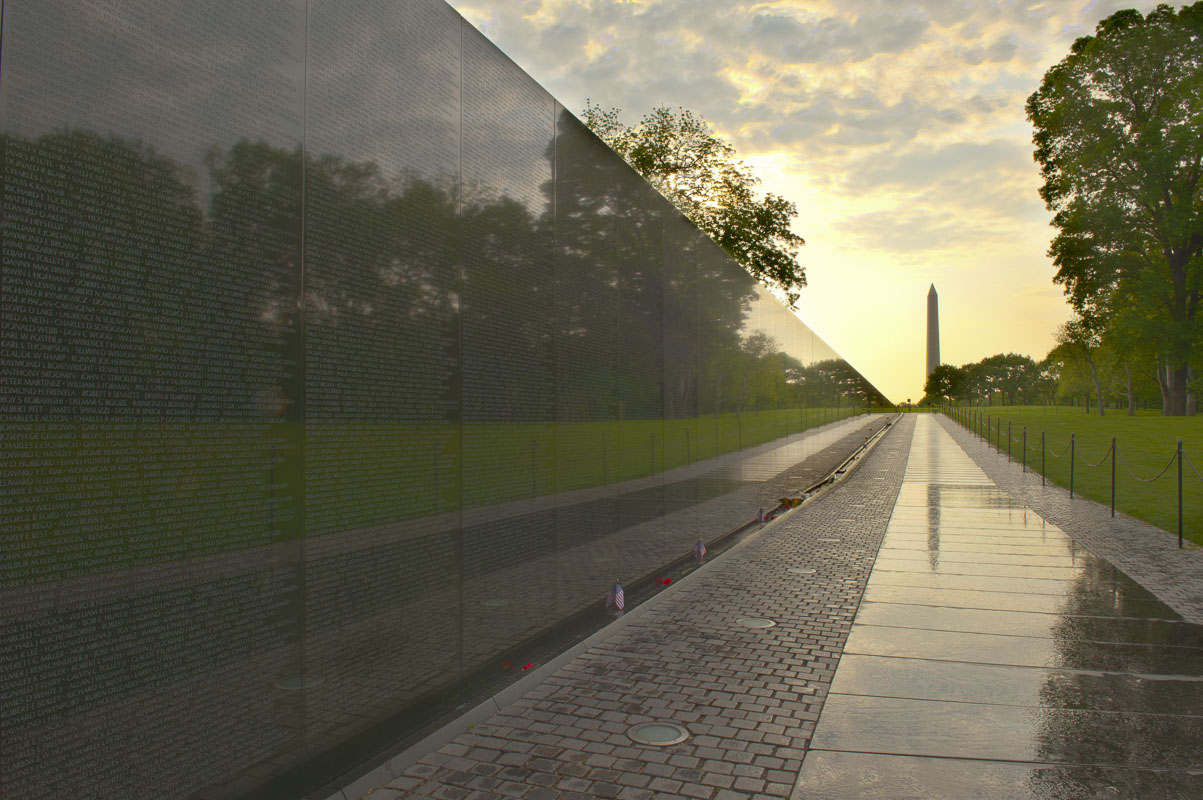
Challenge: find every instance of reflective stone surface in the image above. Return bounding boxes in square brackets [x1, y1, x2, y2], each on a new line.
[795, 752, 1203, 800]
[793, 416, 1203, 798]
[0, 2, 890, 798]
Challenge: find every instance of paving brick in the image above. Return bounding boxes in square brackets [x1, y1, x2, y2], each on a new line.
[356, 418, 916, 799]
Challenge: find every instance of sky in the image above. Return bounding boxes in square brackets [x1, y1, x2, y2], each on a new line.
[447, 0, 1167, 403]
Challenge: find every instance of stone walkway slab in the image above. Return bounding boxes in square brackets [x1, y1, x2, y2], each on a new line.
[936, 413, 1203, 623]
[792, 415, 1203, 799]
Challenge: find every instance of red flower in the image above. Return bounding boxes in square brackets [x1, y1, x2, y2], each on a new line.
[521, 663, 534, 671]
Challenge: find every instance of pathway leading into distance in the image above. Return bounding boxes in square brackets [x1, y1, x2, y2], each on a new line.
[792, 415, 1203, 799]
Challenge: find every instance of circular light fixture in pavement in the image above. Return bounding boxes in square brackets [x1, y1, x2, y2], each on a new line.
[788, 568, 816, 575]
[736, 617, 777, 628]
[628, 722, 690, 746]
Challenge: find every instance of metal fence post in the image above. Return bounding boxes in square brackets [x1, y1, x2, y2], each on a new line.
[1179, 439, 1184, 549]
[1041, 431, 1045, 486]
[1070, 433, 1075, 499]
[1007, 421, 1012, 463]
[1023, 427, 1027, 473]
[1110, 436, 1116, 517]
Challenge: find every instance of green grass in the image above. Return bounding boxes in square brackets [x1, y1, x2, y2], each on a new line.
[946, 405, 1203, 546]
[3, 406, 865, 581]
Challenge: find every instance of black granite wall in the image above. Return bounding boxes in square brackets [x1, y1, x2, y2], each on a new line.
[0, 1, 887, 797]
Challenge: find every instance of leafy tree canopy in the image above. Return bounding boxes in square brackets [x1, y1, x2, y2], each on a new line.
[582, 102, 807, 307]
[1025, 2, 1203, 414]
[923, 364, 967, 404]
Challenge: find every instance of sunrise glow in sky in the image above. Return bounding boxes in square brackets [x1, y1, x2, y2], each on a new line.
[448, 0, 1166, 403]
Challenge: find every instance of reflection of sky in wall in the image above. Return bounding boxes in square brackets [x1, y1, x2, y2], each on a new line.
[449, 0, 1168, 402]
[0, 0, 556, 216]
[0, 0, 306, 202]
[745, 283, 842, 367]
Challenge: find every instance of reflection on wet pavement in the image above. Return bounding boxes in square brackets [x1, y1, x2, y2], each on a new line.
[792, 415, 1203, 799]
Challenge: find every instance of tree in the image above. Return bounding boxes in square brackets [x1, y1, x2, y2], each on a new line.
[582, 102, 807, 306]
[923, 364, 966, 406]
[1026, 3, 1203, 415]
[1056, 317, 1107, 415]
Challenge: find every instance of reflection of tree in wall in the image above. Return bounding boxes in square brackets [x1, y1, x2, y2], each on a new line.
[0, 131, 297, 420]
[1, 128, 884, 422]
[302, 154, 461, 421]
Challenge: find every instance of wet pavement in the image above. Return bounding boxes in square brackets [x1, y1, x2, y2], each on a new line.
[357, 415, 1203, 800]
[792, 415, 1203, 799]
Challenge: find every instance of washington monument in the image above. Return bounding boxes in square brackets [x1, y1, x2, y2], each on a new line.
[926, 284, 940, 378]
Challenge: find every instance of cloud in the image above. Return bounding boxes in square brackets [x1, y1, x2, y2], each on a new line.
[844, 140, 1031, 193]
[768, 8, 930, 64]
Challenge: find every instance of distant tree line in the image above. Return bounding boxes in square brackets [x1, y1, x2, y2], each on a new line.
[923, 339, 1192, 415]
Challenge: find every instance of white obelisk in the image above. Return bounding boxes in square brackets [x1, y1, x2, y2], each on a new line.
[926, 284, 940, 379]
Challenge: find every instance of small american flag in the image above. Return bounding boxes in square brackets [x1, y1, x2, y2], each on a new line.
[605, 580, 625, 611]
[693, 540, 707, 562]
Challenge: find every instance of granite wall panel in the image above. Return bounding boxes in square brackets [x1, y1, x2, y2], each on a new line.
[0, 1, 888, 797]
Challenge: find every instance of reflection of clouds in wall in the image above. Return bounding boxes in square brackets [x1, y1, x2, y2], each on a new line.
[2, 0, 557, 216]
[310, 1, 558, 214]
[2, 0, 305, 173]
[308, 0, 463, 182]
[462, 23, 555, 214]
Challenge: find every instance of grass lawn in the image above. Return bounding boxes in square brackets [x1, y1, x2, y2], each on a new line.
[3, 406, 867, 580]
[946, 405, 1203, 546]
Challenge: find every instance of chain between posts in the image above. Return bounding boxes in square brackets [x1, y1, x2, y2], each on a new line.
[949, 408, 1194, 550]
[1117, 450, 1177, 482]
[1076, 439, 1114, 469]
[1185, 450, 1203, 483]
[1047, 439, 1071, 458]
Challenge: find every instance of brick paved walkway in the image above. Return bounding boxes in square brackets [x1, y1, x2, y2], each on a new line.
[936, 414, 1203, 624]
[359, 416, 917, 800]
